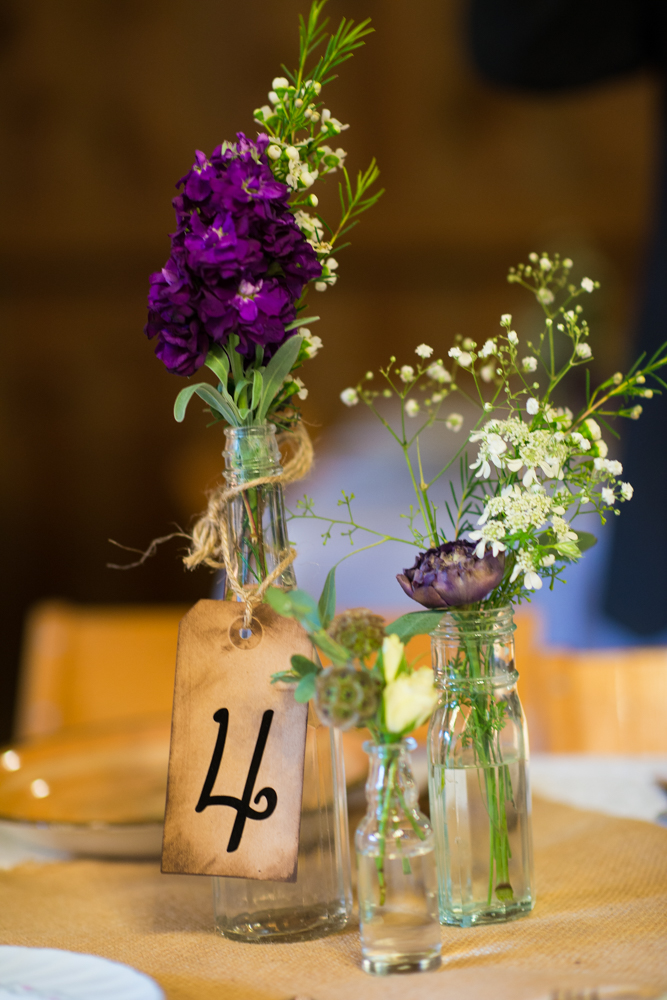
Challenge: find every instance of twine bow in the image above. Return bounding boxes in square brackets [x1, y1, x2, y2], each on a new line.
[183, 421, 313, 627]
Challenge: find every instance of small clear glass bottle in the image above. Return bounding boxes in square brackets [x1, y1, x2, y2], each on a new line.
[428, 606, 534, 927]
[213, 424, 353, 942]
[356, 739, 441, 975]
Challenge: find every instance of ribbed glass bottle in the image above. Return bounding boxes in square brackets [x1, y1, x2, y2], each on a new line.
[427, 606, 534, 926]
[212, 424, 353, 942]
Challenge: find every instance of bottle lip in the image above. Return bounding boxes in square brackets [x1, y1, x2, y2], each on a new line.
[363, 737, 417, 755]
[431, 603, 515, 636]
[223, 422, 277, 440]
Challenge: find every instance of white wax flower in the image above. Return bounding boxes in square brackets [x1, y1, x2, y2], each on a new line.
[415, 343, 433, 358]
[267, 144, 282, 160]
[292, 377, 308, 400]
[304, 334, 323, 358]
[268, 91, 280, 105]
[384, 667, 438, 734]
[340, 388, 359, 406]
[526, 397, 539, 415]
[524, 571, 542, 590]
[272, 76, 289, 89]
[584, 418, 601, 440]
[285, 146, 300, 161]
[581, 277, 595, 293]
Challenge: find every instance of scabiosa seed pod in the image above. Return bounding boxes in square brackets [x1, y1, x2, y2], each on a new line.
[326, 608, 386, 660]
[315, 665, 382, 730]
[397, 540, 505, 609]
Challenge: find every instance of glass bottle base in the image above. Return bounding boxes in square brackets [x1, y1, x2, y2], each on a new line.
[215, 902, 350, 943]
[440, 897, 534, 927]
[362, 952, 442, 976]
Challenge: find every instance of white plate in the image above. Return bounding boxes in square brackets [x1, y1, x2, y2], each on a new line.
[0, 947, 164, 1000]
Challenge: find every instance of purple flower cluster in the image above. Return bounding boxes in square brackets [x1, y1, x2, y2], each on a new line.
[145, 133, 322, 376]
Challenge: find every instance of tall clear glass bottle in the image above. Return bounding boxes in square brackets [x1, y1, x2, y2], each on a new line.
[356, 739, 441, 975]
[212, 424, 353, 941]
[427, 606, 534, 926]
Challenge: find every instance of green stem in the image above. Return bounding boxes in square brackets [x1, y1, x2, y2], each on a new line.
[375, 756, 398, 907]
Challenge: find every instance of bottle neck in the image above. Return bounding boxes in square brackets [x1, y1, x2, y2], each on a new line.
[363, 738, 419, 818]
[223, 424, 282, 486]
[431, 605, 517, 689]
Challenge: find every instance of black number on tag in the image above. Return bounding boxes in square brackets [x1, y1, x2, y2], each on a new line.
[195, 708, 278, 853]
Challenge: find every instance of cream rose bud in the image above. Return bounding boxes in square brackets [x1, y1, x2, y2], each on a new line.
[384, 668, 439, 734]
[380, 634, 404, 684]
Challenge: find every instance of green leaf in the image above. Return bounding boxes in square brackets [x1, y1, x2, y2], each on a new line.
[386, 610, 446, 642]
[173, 382, 240, 425]
[265, 587, 294, 616]
[294, 672, 317, 703]
[257, 335, 305, 422]
[291, 654, 320, 677]
[317, 567, 337, 629]
[194, 384, 241, 424]
[576, 531, 598, 552]
[204, 346, 230, 386]
[264, 586, 320, 628]
[311, 629, 350, 665]
[270, 670, 297, 685]
[284, 316, 320, 331]
[251, 370, 263, 410]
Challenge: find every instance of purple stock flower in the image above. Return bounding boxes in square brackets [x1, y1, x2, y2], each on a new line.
[397, 540, 505, 609]
[145, 133, 321, 375]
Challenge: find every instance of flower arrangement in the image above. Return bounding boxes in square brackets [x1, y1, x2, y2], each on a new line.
[299, 253, 666, 612]
[145, 0, 382, 431]
[265, 579, 438, 905]
[284, 253, 667, 920]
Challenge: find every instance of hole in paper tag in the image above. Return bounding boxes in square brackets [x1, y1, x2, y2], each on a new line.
[228, 616, 263, 650]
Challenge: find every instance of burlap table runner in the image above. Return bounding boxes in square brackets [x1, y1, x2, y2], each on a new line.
[0, 798, 665, 1000]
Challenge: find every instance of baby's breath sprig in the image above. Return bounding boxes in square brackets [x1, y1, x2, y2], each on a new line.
[291, 253, 667, 607]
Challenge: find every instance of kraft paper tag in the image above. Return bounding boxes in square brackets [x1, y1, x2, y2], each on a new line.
[161, 600, 311, 881]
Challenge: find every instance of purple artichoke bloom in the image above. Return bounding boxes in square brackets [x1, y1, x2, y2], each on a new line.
[145, 133, 322, 375]
[397, 540, 505, 609]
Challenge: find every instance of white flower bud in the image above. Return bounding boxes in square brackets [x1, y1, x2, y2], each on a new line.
[405, 399, 420, 417]
[340, 388, 359, 406]
[522, 356, 538, 372]
[526, 397, 539, 416]
[507, 330, 519, 345]
[268, 91, 280, 105]
[581, 277, 595, 293]
[272, 77, 289, 90]
[308, 193, 318, 207]
[399, 365, 415, 383]
[285, 146, 300, 161]
[267, 144, 282, 160]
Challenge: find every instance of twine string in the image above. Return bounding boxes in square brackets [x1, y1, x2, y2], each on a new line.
[183, 421, 313, 627]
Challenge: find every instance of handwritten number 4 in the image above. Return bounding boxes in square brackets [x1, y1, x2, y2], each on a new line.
[195, 708, 278, 853]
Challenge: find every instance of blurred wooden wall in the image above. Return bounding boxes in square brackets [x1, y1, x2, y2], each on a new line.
[0, 0, 658, 740]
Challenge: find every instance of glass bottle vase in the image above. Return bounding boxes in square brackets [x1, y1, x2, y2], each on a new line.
[427, 606, 534, 926]
[356, 739, 441, 975]
[212, 423, 353, 942]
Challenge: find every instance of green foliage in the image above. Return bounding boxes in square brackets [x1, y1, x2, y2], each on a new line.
[317, 567, 337, 629]
[386, 610, 445, 643]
